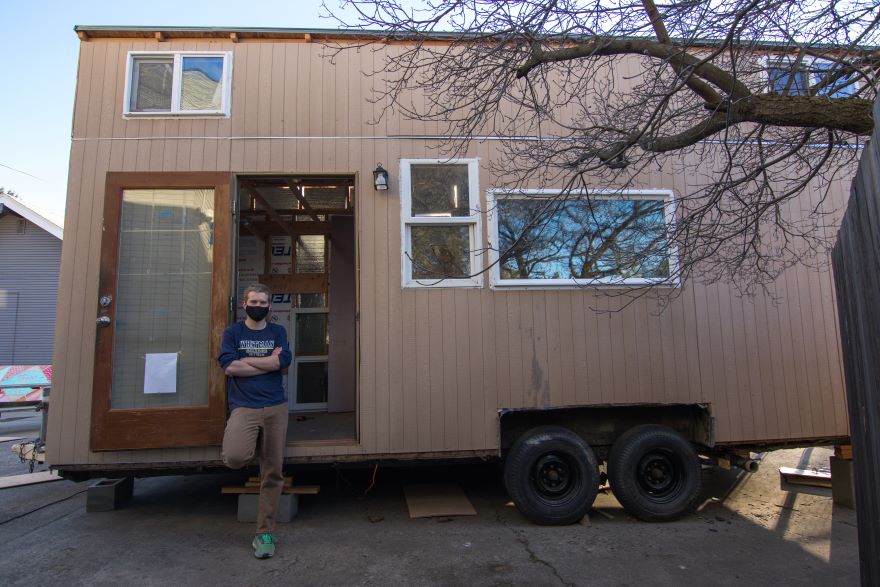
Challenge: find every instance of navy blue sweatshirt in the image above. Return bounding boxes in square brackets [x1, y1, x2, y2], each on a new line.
[218, 321, 292, 409]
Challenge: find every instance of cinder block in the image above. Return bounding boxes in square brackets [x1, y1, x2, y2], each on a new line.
[830, 456, 855, 509]
[237, 493, 298, 523]
[87, 477, 134, 512]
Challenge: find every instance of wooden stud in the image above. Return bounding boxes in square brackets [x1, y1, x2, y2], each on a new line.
[286, 180, 321, 222]
[240, 181, 298, 239]
[230, 32, 239, 43]
[154, 31, 165, 42]
[77, 31, 89, 42]
[240, 220, 333, 236]
[304, 33, 312, 43]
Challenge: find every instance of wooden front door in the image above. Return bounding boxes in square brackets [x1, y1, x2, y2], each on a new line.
[90, 172, 232, 451]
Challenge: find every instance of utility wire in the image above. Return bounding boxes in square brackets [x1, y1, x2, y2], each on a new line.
[0, 162, 47, 182]
[0, 486, 88, 525]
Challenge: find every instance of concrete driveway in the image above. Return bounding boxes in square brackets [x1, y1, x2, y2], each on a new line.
[0, 429, 860, 586]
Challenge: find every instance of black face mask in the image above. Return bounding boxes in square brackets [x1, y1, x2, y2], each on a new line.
[245, 305, 270, 322]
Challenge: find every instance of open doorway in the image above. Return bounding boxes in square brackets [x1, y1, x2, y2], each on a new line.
[235, 175, 357, 444]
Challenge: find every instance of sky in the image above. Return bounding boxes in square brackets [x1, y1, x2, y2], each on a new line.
[0, 0, 362, 220]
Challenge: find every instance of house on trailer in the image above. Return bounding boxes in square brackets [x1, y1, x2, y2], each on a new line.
[0, 193, 63, 365]
[47, 26, 851, 524]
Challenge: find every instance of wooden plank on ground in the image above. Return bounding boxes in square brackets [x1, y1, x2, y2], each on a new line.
[779, 467, 833, 488]
[245, 477, 292, 488]
[222, 485, 320, 495]
[0, 470, 61, 490]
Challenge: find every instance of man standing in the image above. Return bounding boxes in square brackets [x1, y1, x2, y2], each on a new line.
[218, 283, 292, 559]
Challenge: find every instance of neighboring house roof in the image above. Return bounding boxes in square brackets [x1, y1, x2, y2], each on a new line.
[0, 194, 63, 240]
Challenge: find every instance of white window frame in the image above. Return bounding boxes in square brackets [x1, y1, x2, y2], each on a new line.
[487, 188, 679, 289]
[123, 51, 233, 117]
[763, 55, 859, 98]
[400, 158, 483, 288]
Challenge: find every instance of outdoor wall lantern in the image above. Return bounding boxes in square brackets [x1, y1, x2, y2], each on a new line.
[373, 163, 389, 191]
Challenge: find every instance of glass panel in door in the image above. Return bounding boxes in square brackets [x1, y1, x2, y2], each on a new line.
[111, 188, 214, 408]
[291, 309, 329, 410]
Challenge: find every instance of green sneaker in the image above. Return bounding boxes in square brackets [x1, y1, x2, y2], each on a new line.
[252, 533, 276, 559]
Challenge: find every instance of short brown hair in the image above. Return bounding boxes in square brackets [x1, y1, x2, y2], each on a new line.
[242, 283, 272, 302]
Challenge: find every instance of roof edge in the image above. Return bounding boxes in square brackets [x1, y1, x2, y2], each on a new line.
[0, 195, 63, 240]
[72, 25, 880, 52]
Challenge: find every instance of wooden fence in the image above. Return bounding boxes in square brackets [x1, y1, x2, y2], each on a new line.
[831, 95, 880, 586]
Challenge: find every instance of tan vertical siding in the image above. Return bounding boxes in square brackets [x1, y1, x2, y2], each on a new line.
[48, 36, 851, 468]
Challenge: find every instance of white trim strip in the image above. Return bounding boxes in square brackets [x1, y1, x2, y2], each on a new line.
[69, 135, 866, 150]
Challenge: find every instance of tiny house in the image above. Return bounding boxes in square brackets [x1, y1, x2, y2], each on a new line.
[48, 27, 851, 524]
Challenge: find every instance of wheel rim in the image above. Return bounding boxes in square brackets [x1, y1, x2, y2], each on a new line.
[532, 453, 577, 500]
[635, 449, 682, 502]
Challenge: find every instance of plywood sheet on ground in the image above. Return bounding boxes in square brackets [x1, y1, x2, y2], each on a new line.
[403, 483, 477, 518]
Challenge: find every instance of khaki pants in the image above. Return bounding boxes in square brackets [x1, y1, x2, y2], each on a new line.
[221, 402, 289, 534]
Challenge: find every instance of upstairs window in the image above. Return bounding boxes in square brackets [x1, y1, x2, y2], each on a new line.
[768, 60, 810, 95]
[488, 189, 675, 287]
[767, 58, 858, 98]
[124, 52, 232, 116]
[811, 60, 858, 98]
[400, 159, 482, 287]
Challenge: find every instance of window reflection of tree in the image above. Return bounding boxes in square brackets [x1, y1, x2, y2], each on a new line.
[499, 197, 669, 280]
[411, 165, 470, 216]
[411, 225, 470, 279]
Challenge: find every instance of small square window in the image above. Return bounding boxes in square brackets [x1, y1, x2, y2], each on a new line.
[125, 52, 232, 117]
[768, 63, 809, 95]
[811, 61, 858, 98]
[410, 164, 472, 217]
[410, 225, 472, 279]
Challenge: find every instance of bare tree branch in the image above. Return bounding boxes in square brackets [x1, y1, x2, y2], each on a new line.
[323, 0, 879, 292]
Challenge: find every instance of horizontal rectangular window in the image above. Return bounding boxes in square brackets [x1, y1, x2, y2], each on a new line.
[489, 190, 675, 287]
[767, 58, 859, 98]
[401, 159, 482, 287]
[124, 52, 232, 116]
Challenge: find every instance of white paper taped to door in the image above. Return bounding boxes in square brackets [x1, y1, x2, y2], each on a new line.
[144, 352, 178, 394]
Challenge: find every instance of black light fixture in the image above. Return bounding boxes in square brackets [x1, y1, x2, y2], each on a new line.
[373, 163, 389, 191]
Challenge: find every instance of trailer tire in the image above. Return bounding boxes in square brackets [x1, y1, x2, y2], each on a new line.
[503, 426, 599, 525]
[607, 425, 702, 522]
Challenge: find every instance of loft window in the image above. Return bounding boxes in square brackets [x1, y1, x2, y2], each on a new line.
[768, 60, 810, 95]
[400, 159, 482, 287]
[767, 58, 858, 98]
[488, 189, 676, 287]
[124, 52, 232, 116]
